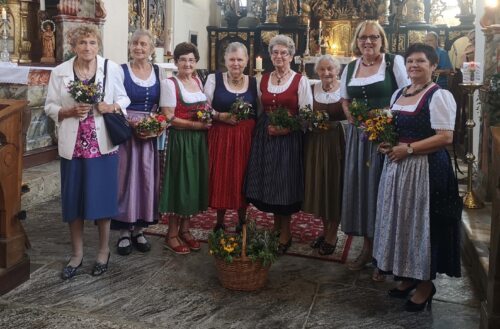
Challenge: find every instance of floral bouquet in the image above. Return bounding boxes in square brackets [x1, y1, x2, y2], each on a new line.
[67, 79, 104, 104]
[362, 109, 398, 146]
[208, 231, 242, 263]
[348, 99, 370, 127]
[298, 104, 330, 131]
[267, 106, 301, 131]
[134, 113, 169, 138]
[193, 103, 213, 124]
[230, 97, 255, 121]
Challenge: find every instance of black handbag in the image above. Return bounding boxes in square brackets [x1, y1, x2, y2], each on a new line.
[102, 59, 132, 145]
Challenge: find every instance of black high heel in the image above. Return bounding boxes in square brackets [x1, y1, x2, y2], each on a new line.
[91, 252, 110, 276]
[404, 283, 436, 312]
[61, 258, 83, 280]
[388, 281, 418, 298]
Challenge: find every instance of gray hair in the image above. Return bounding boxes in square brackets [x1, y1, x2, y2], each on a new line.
[68, 24, 102, 49]
[129, 29, 155, 55]
[314, 55, 341, 73]
[224, 42, 248, 59]
[426, 31, 439, 48]
[268, 34, 295, 57]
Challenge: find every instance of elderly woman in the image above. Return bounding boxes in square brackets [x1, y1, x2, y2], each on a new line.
[204, 42, 258, 232]
[340, 20, 410, 277]
[245, 35, 313, 254]
[160, 42, 218, 254]
[374, 43, 461, 312]
[424, 32, 453, 89]
[45, 24, 130, 279]
[303, 55, 345, 255]
[110, 29, 161, 256]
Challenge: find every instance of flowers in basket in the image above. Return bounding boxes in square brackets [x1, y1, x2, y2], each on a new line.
[267, 106, 302, 131]
[194, 104, 214, 124]
[134, 113, 169, 138]
[363, 109, 398, 146]
[67, 79, 104, 104]
[298, 104, 330, 131]
[230, 97, 255, 121]
[208, 221, 279, 266]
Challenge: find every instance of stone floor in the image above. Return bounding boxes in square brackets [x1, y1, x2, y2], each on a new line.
[0, 197, 482, 329]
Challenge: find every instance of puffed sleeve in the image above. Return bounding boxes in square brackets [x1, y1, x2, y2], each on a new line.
[392, 55, 411, 88]
[430, 89, 457, 130]
[298, 75, 313, 108]
[203, 73, 216, 104]
[159, 78, 177, 108]
[339, 64, 350, 99]
[390, 87, 404, 107]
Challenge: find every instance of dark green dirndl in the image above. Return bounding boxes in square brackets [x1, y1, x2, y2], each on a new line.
[159, 128, 209, 216]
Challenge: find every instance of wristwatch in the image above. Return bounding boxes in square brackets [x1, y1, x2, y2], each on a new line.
[406, 143, 414, 155]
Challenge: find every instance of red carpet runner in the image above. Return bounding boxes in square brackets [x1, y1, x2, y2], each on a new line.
[145, 205, 352, 263]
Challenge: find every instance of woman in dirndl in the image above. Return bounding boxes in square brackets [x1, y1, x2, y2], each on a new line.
[204, 42, 258, 233]
[303, 55, 346, 256]
[245, 34, 313, 255]
[111, 29, 161, 256]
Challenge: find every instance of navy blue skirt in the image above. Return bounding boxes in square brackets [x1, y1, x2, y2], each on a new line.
[60, 154, 119, 222]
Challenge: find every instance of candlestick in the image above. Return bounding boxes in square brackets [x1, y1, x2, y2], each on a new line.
[40, 0, 46, 11]
[2, 8, 6, 20]
[1, 10, 10, 62]
[256, 56, 262, 70]
[254, 68, 264, 80]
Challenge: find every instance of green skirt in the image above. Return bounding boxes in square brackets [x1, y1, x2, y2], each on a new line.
[159, 129, 209, 216]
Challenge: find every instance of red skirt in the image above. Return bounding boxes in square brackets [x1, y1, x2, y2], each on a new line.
[208, 119, 255, 209]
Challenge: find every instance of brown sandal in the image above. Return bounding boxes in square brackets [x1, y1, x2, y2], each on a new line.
[164, 236, 190, 255]
[180, 231, 201, 251]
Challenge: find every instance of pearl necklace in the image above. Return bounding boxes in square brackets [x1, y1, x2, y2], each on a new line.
[274, 70, 291, 85]
[361, 54, 381, 67]
[402, 81, 432, 97]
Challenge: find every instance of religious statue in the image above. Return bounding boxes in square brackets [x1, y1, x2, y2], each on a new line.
[95, 0, 107, 19]
[265, 0, 278, 24]
[282, 0, 297, 16]
[40, 20, 55, 63]
[458, 0, 474, 16]
[403, 0, 425, 24]
[57, 0, 80, 16]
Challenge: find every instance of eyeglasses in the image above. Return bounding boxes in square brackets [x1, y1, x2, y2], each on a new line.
[177, 58, 196, 64]
[271, 50, 290, 58]
[357, 35, 381, 42]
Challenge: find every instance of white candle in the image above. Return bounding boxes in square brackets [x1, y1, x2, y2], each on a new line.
[256, 56, 262, 70]
[40, 0, 46, 11]
[2, 8, 6, 20]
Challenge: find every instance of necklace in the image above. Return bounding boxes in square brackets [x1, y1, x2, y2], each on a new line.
[401, 81, 432, 97]
[227, 73, 244, 88]
[274, 70, 291, 85]
[321, 82, 337, 93]
[75, 60, 96, 80]
[361, 54, 381, 67]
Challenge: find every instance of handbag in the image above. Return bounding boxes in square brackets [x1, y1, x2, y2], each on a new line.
[101, 59, 132, 145]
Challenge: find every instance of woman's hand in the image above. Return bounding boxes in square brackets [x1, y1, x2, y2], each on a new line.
[386, 142, 409, 162]
[268, 125, 290, 136]
[96, 102, 116, 114]
[377, 142, 392, 154]
[220, 112, 238, 126]
[72, 104, 91, 119]
[191, 120, 212, 130]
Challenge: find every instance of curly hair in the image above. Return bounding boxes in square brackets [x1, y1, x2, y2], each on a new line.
[68, 24, 102, 49]
[268, 34, 296, 57]
[173, 42, 200, 62]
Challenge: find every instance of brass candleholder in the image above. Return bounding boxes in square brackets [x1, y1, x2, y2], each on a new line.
[460, 82, 484, 209]
[254, 68, 264, 80]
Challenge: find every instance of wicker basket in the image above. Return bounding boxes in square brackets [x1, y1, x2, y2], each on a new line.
[213, 224, 270, 291]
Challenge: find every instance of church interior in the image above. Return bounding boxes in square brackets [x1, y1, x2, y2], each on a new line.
[1, 0, 500, 328]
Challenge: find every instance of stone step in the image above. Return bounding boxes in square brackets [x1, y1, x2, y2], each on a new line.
[21, 160, 60, 211]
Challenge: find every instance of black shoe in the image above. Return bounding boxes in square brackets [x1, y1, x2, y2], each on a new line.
[318, 239, 337, 256]
[91, 253, 110, 276]
[61, 259, 83, 280]
[277, 238, 292, 255]
[404, 283, 436, 312]
[310, 236, 325, 249]
[117, 236, 132, 256]
[388, 281, 418, 298]
[131, 233, 151, 253]
[213, 223, 225, 233]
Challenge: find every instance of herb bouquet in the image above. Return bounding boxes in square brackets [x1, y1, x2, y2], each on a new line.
[363, 109, 398, 146]
[67, 79, 104, 120]
[230, 97, 255, 121]
[267, 106, 301, 131]
[298, 104, 330, 131]
[208, 221, 279, 291]
[134, 113, 169, 139]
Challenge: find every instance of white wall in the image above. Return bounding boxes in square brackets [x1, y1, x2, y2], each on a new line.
[102, 0, 129, 64]
[173, 0, 212, 69]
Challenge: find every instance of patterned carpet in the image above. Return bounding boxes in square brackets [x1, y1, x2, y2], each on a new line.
[145, 205, 352, 263]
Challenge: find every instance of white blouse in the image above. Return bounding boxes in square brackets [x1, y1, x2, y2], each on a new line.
[259, 71, 313, 109]
[340, 55, 410, 99]
[119, 63, 156, 87]
[203, 73, 250, 104]
[390, 86, 457, 131]
[313, 81, 341, 104]
[159, 76, 207, 108]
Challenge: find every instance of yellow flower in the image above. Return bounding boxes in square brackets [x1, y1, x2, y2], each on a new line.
[197, 111, 203, 118]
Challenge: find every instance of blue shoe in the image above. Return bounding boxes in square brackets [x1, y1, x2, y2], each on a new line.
[91, 253, 110, 276]
[61, 259, 82, 280]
